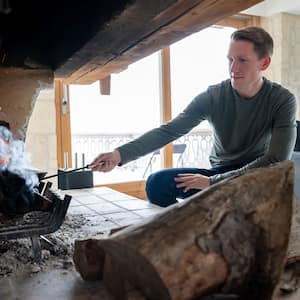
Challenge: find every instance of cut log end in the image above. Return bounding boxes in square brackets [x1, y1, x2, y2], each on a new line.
[73, 239, 106, 280]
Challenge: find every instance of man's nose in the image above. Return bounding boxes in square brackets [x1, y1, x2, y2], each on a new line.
[230, 60, 239, 73]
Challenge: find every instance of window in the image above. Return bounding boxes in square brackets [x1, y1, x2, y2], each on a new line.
[69, 52, 160, 184]
[171, 26, 236, 121]
[68, 26, 237, 184]
[169, 26, 236, 168]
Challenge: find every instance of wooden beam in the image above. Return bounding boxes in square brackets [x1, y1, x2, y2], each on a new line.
[95, 180, 147, 200]
[61, 0, 263, 84]
[99, 75, 111, 95]
[159, 47, 173, 168]
[216, 14, 259, 29]
[246, 15, 261, 27]
[55, 79, 72, 169]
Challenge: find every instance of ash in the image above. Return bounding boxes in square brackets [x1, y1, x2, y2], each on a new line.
[0, 213, 106, 277]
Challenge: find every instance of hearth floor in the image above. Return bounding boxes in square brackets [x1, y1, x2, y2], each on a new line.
[0, 186, 299, 300]
[0, 186, 161, 300]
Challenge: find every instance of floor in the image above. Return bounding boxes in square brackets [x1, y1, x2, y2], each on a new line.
[0, 186, 161, 300]
[0, 186, 299, 300]
[63, 186, 162, 231]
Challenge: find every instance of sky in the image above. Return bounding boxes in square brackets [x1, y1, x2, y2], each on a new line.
[69, 26, 236, 135]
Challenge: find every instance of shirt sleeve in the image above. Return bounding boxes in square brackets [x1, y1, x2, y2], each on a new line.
[117, 92, 211, 165]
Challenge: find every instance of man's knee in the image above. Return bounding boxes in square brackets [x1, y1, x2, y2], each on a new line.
[145, 173, 160, 205]
[145, 171, 177, 207]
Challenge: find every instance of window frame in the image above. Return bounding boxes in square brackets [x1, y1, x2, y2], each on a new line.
[55, 15, 260, 197]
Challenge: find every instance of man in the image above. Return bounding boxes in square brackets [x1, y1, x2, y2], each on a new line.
[91, 26, 298, 207]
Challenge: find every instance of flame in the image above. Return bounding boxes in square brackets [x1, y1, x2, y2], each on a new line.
[0, 125, 38, 189]
[0, 127, 11, 170]
[0, 158, 8, 167]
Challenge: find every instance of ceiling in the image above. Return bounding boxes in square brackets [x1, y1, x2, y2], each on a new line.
[0, 0, 263, 84]
[243, 0, 300, 16]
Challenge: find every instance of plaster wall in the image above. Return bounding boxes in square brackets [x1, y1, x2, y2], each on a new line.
[261, 13, 300, 119]
[24, 88, 58, 187]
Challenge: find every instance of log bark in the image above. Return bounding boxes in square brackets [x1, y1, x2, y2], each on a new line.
[74, 161, 295, 300]
[278, 200, 300, 294]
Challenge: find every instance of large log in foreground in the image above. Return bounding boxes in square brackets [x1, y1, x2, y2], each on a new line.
[74, 161, 295, 300]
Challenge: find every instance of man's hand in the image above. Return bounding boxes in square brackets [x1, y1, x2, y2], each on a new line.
[175, 173, 210, 192]
[90, 150, 121, 172]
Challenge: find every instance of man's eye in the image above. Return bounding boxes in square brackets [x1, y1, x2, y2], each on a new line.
[239, 58, 247, 63]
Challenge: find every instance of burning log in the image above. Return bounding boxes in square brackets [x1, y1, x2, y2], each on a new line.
[73, 161, 294, 300]
[0, 170, 53, 215]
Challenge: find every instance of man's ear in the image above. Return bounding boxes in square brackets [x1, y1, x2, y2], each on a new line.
[261, 56, 271, 70]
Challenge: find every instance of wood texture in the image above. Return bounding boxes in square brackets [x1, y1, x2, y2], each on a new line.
[216, 14, 257, 28]
[55, 80, 72, 169]
[95, 180, 147, 200]
[160, 47, 173, 169]
[59, 0, 263, 84]
[74, 161, 294, 300]
[99, 76, 111, 95]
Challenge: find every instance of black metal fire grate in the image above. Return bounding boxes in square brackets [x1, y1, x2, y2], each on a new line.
[0, 181, 72, 261]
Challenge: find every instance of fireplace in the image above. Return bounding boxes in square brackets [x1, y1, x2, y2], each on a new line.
[0, 123, 71, 260]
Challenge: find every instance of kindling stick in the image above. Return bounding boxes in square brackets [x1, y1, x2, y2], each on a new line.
[41, 165, 90, 180]
[41, 161, 105, 180]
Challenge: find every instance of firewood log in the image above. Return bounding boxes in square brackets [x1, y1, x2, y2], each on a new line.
[74, 161, 294, 300]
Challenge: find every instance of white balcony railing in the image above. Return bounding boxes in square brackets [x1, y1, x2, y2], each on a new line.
[71, 130, 213, 183]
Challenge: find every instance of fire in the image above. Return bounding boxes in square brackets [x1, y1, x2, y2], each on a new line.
[0, 158, 9, 167]
[0, 126, 12, 170]
[0, 125, 38, 189]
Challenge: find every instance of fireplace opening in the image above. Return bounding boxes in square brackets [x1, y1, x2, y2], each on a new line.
[0, 0, 133, 70]
[0, 124, 50, 215]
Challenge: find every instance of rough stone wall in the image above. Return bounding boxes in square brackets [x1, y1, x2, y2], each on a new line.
[0, 67, 56, 185]
[261, 13, 300, 120]
[0, 67, 53, 139]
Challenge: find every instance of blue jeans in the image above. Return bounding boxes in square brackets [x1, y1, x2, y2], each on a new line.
[145, 164, 241, 207]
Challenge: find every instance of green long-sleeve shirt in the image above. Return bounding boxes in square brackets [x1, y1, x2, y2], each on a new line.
[117, 78, 298, 184]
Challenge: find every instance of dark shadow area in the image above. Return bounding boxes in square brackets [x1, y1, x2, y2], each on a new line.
[0, 0, 133, 70]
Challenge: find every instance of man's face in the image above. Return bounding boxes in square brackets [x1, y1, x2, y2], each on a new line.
[227, 40, 269, 95]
